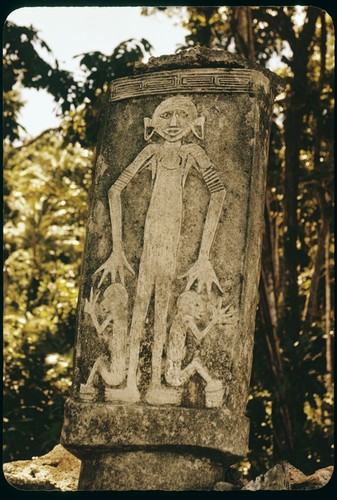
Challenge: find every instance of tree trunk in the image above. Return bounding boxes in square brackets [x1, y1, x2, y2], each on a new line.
[302, 219, 327, 323]
[259, 205, 294, 457]
[303, 185, 329, 323]
[325, 227, 333, 392]
[232, 7, 255, 61]
[283, 8, 319, 341]
[281, 9, 320, 465]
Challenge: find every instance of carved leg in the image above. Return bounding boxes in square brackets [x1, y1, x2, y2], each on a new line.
[105, 272, 153, 403]
[79, 357, 106, 401]
[146, 278, 181, 405]
[191, 358, 224, 408]
[166, 358, 212, 387]
[192, 359, 213, 384]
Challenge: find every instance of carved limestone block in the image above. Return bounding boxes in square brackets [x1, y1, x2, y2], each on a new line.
[61, 46, 283, 491]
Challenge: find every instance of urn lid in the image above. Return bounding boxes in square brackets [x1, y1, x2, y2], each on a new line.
[134, 45, 284, 93]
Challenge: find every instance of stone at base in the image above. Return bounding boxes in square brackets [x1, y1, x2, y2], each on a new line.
[78, 450, 224, 491]
[105, 385, 140, 403]
[205, 380, 224, 408]
[79, 384, 96, 401]
[61, 398, 249, 490]
[61, 399, 249, 459]
[145, 385, 182, 405]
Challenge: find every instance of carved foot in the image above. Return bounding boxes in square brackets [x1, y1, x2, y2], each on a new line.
[105, 385, 140, 403]
[205, 379, 224, 408]
[145, 385, 182, 406]
[79, 384, 96, 401]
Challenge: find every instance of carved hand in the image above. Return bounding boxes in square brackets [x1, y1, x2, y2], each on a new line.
[212, 300, 233, 325]
[180, 257, 223, 295]
[84, 287, 100, 316]
[95, 250, 135, 287]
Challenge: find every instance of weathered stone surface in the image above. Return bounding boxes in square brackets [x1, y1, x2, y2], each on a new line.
[287, 463, 334, 490]
[3, 444, 80, 491]
[61, 47, 281, 489]
[242, 462, 335, 491]
[243, 462, 291, 490]
[79, 451, 224, 491]
[213, 481, 238, 491]
[135, 45, 284, 93]
[62, 400, 249, 458]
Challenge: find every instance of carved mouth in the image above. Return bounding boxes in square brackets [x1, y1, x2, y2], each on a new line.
[165, 127, 181, 137]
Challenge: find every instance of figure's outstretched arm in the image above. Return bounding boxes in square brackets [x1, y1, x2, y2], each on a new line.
[186, 314, 218, 343]
[186, 300, 233, 344]
[180, 146, 226, 295]
[84, 288, 114, 335]
[95, 145, 156, 286]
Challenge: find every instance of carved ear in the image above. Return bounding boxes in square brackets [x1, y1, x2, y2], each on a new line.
[144, 117, 155, 141]
[191, 115, 205, 140]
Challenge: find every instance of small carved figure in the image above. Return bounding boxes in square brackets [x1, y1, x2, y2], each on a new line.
[79, 283, 128, 401]
[95, 96, 226, 405]
[165, 291, 232, 407]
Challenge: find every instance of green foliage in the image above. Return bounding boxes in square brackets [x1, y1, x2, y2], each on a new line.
[3, 21, 79, 141]
[3, 132, 93, 461]
[63, 38, 153, 147]
[3, 20, 152, 147]
[182, 7, 226, 48]
[3, 22, 53, 92]
[3, 89, 26, 143]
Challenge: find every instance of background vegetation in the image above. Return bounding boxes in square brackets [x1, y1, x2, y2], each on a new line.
[3, 6, 334, 479]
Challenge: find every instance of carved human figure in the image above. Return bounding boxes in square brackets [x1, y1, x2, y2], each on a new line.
[79, 283, 128, 400]
[165, 291, 232, 407]
[95, 96, 226, 405]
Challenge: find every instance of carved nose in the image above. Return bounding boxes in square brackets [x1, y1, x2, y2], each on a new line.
[170, 112, 177, 126]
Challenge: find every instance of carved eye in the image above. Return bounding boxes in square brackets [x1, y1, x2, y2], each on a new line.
[160, 112, 172, 119]
[177, 110, 188, 118]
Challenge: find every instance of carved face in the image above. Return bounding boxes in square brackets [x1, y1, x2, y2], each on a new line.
[177, 291, 205, 320]
[101, 282, 128, 312]
[190, 296, 205, 321]
[149, 96, 199, 142]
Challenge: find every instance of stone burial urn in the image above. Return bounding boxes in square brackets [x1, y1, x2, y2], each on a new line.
[61, 46, 283, 490]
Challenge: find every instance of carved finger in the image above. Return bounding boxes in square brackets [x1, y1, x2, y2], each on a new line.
[118, 265, 125, 285]
[93, 289, 101, 304]
[94, 261, 106, 275]
[213, 274, 223, 294]
[185, 275, 197, 291]
[98, 268, 109, 288]
[97, 272, 105, 288]
[123, 257, 135, 276]
[222, 303, 230, 313]
[177, 270, 188, 280]
[206, 280, 213, 296]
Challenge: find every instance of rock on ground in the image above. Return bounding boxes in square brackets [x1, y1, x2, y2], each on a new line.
[243, 462, 291, 490]
[3, 444, 81, 491]
[287, 463, 334, 490]
[242, 461, 334, 491]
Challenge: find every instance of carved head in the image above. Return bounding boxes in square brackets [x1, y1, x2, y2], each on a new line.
[176, 290, 205, 321]
[144, 96, 205, 142]
[101, 282, 128, 313]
